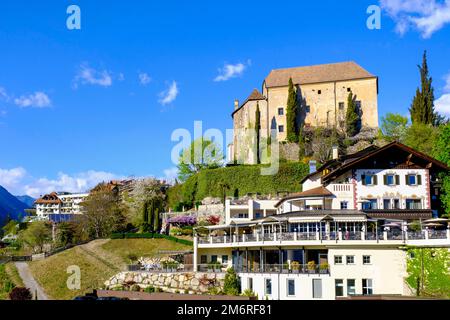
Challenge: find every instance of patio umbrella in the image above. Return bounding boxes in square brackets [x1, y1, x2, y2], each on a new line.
[423, 223, 444, 228]
[423, 218, 449, 223]
[381, 222, 401, 228]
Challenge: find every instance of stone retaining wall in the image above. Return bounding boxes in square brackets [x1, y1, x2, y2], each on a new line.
[105, 272, 225, 294]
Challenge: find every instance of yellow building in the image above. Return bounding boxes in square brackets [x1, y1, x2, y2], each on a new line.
[231, 61, 379, 164]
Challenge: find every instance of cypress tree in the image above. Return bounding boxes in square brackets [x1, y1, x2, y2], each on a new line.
[153, 207, 160, 233]
[345, 91, 359, 137]
[410, 51, 437, 125]
[286, 78, 299, 142]
[255, 102, 261, 164]
[147, 200, 154, 232]
[141, 201, 149, 232]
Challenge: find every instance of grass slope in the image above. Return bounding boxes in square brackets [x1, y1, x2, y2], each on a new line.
[0, 263, 23, 300]
[28, 238, 191, 300]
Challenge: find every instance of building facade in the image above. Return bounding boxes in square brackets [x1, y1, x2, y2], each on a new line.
[34, 191, 89, 220]
[194, 142, 450, 300]
[231, 61, 379, 164]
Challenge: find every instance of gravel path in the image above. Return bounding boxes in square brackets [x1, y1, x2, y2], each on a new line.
[15, 262, 49, 300]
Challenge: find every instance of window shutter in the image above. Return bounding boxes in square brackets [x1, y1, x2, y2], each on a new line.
[406, 175, 410, 185]
[395, 175, 400, 185]
[417, 175, 422, 185]
[383, 175, 387, 185]
[373, 175, 378, 185]
[362, 175, 366, 185]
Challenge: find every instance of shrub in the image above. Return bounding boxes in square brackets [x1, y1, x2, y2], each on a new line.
[144, 286, 155, 293]
[242, 289, 257, 297]
[223, 268, 240, 296]
[130, 284, 141, 292]
[208, 287, 223, 295]
[307, 261, 316, 271]
[184, 289, 189, 294]
[9, 287, 32, 300]
[291, 261, 300, 271]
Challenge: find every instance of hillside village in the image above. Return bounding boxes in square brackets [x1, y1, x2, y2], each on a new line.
[1, 55, 450, 300]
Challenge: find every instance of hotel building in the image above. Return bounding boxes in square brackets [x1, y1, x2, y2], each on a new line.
[194, 142, 450, 299]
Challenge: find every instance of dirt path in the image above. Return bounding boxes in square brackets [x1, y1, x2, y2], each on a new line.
[15, 262, 49, 300]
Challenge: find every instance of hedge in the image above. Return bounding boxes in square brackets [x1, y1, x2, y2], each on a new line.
[167, 162, 309, 209]
[110, 232, 193, 246]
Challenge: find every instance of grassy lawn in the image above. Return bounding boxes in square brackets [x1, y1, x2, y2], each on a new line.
[101, 238, 192, 263]
[27, 238, 192, 300]
[5, 263, 24, 287]
[0, 263, 23, 300]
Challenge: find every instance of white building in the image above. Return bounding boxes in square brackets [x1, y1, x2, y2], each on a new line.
[34, 191, 89, 221]
[193, 142, 450, 300]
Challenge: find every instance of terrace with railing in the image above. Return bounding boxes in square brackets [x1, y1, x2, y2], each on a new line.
[197, 229, 450, 246]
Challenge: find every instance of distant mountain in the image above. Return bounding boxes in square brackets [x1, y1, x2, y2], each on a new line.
[15, 195, 36, 208]
[0, 186, 28, 226]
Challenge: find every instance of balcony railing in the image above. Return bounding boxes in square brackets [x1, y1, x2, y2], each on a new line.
[428, 230, 448, 239]
[198, 230, 450, 244]
[234, 264, 329, 275]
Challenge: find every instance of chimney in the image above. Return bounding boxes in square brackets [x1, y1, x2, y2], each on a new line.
[332, 145, 339, 160]
[309, 160, 317, 174]
[234, 99, 239, 110]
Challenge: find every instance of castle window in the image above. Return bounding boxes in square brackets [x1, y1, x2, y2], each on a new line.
[318, 90, 322, 95]
[278, 125, 284, 133]
[347, 88, 351, 92]
[340, 201, 348, 210]
[406, 174, 421, 186]
[278, 108, 284, 116]
[339, 102, 345, 110]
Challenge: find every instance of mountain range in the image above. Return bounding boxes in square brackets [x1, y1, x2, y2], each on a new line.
[0, 185, 30, 226]
[15, 195, 36, 208]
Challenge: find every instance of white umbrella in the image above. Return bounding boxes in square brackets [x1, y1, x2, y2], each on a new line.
[423, 218, 449, 223]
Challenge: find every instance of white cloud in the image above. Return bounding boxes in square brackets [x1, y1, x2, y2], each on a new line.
[443, 72, 450, 92]
[380, 0, 450, 38]
[0, 167, 125, 198]
[138, 72, 152, 86]
[0, 167, 27, 192]
[158, 81, 179, 105]
[214, 62, 247, 82]
[162, 167, 178, 184]
[73, 63, 113, 88]
[23, 170, 125, 198]
[0, 87, 9, 101]
[14, 92, 51, 108]
[118, 73, 125, 81]
[435, 93, 450, 118]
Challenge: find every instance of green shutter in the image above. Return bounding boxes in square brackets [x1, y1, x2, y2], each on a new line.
[373, 175, 378, 185]
[417, 175, 422, 185]
[395, 175, 400, 185]
[362, 175, 366, 185]
[383, 175, 387, 185]
[406, 175, 409, 185]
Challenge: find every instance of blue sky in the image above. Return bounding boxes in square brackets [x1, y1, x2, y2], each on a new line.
[0, 0, 450, 197]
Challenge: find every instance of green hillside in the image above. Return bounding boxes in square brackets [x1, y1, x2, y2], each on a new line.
[167, 162, 309, 209]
